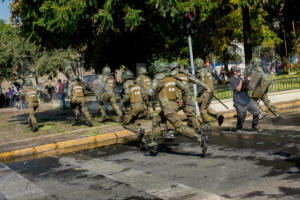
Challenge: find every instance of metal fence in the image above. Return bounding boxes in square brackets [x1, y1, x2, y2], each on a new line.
[214, 76, 300, 100]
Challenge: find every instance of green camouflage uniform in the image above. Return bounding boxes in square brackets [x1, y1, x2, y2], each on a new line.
[247, 58, 280, 119]
[170, 62, 207, 130]
[97, 73, 122, 122]
[20, 81, 51, 132]
[136, 67, 153, 115]
[68, 79, 93, 126]
[121, 71, 146, 134]
[196, 65, 223, 126]
[148, 62, 207, 154]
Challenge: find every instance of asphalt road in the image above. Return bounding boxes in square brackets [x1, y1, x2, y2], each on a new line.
[0, 109, 300, 200]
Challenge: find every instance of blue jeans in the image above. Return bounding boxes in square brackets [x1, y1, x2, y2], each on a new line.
[9, 98, 14, 107]
[18, 100, 27, 109]
[59, 94, 66, 108]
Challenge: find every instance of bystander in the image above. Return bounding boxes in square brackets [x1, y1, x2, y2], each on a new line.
[57, 79, 66, 108]
[230, 65, 262, 133]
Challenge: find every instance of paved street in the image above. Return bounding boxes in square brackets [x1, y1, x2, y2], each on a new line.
[0, 109, 300, 200]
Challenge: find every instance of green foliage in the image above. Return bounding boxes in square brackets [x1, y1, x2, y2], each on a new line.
[35, 48, 80, 78]
[36, 0, 86, 33]
[0, 20, 37, 81]
[0, 20, 79, 81]
[8, 0, 293, 74]
[123, 7, 145, 32]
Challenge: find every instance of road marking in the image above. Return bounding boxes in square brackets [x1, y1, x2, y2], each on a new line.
[0, 164, 51, 200]
[60, 157, 227, 200]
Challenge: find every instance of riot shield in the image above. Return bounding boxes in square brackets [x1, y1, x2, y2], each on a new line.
[90, 79, 110, 100]
[248, 70, 263, 91]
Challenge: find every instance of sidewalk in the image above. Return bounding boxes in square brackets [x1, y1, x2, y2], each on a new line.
[0, 89, 299, 162]
[212, 89, 300, 113]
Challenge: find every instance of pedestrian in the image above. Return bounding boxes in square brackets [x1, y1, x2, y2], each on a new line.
[63, 80, 69, 98]
[230, 65, 262, 133]
[12, 84, 20, 108]
[8, 87, 14, 107]
[0, 88, 5, 108]
[18, 86, 26, 109]
[57, 79, 66, 108]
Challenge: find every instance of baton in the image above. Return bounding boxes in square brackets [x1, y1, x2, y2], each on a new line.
[213, 94, 229, 109]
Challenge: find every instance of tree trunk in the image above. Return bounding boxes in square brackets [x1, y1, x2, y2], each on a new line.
[242, 5, 252, 68]
[223, 48, 230, 78]
[34, 74, 39, 85]
[276, 25, 289, 74]
[280, 55, 288, 74]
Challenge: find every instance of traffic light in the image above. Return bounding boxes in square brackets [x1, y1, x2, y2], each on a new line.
[185, 11, 196, 34]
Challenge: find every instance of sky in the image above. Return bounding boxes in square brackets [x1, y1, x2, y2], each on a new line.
[0, 0, 11, 23]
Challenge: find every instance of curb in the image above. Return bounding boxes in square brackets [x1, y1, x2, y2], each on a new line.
[0, 130, 137, 163]
[1, 99, 299, 162]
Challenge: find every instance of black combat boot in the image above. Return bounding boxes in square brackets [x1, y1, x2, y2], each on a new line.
[28, 118, 32, 128]
[137, 128, 145, 149]
[32, 123, 39, 132]
[73, 117, 81, 125]
[146, 139, 159, 156]
[217, 115, 224, 126]
[195, 128, 208, 156]
[274, 113, 282, 121]
[87, 119, 93, 127]
[99, 115, 107, 123]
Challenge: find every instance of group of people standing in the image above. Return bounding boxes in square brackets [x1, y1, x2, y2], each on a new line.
[0, 84, 22, 108]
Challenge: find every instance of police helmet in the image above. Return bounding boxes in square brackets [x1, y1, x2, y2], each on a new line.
[137, 66, 147, 75]
[70, 75, 78, 81]
[251, 57, 262, 67]
[153, 61, 169, 73]
[102, 66, 111, 75]
[194, 58, 204, 67]
[24, 80, 33, 86]
[122, 70, 135, 81]
[170, 61, 180, 69]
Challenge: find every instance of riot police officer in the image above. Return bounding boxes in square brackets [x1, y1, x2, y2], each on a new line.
[68, 75, 93, 126]
[248, 57, 281, 120]
[169, 61, 204, 130]
[91, 66, 123, 122]
[147, 61, 207, 155]
[136, 66, 153, 114]
[20, 80, 51, 132]
[120, 70, 146, 138]
[195, 58, 224, 128]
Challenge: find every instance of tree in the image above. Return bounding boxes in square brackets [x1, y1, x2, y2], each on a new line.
[10, 0, 217, 71]
[0, 20, 79, 82]
[0, 20, 37, 82]
[264, 0, 300, 71]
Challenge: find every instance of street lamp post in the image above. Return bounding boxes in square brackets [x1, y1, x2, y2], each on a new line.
[185, 11, 200, 116]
